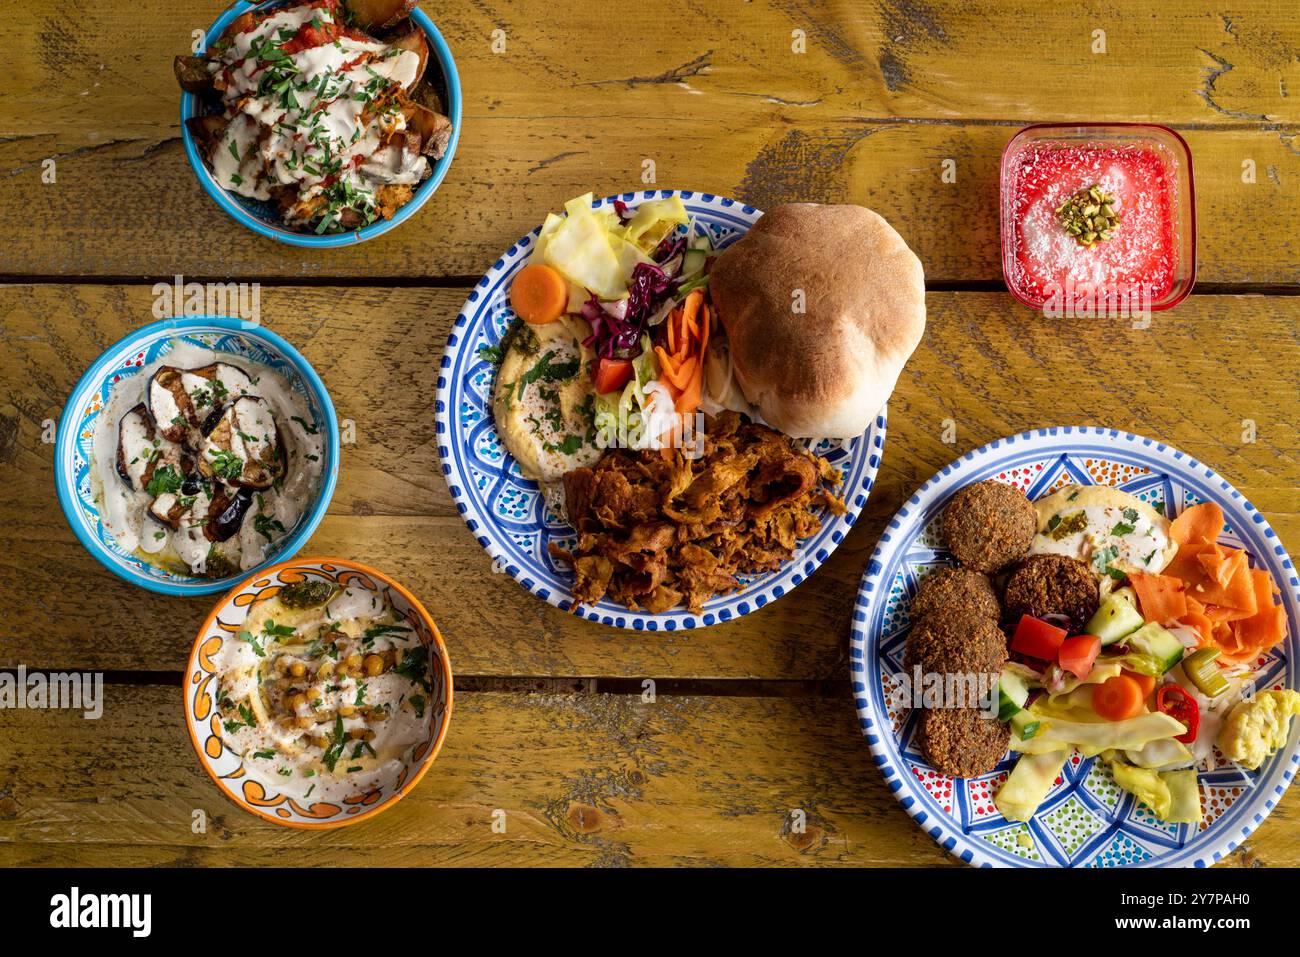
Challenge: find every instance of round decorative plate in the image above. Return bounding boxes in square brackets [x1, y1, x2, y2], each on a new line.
[184, 557, 453, 829]
[435, 190, 887, 631]
[851, 427, 1300, 867]
[55, 315, 339, 596]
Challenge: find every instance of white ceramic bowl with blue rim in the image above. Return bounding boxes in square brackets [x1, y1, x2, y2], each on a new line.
[180, 0, 462, 248]
[851, 427, 1300, 867]
[55, 315, 340, 596]
[435, 190, 887, 631]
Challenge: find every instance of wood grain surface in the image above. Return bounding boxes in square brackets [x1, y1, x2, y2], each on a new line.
[1, 0, 1298, 869]
[2, 285, 1295, 677]
[2, 683, 1296, 867]
[1, 1, 1297, 281]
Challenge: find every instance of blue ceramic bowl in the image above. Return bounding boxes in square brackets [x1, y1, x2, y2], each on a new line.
[179, 1, 462, 247]
[55, 316, 340, 596]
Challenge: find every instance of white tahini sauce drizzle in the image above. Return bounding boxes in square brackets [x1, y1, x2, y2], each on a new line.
[90, 341, 324, 576]
[205, 2, 427, 227]
[212, 582, 434, 804]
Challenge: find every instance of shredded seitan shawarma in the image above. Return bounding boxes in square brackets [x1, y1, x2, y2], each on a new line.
[549, 411, 846, 614]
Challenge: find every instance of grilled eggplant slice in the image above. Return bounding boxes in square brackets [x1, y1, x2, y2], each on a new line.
[197, 395, 285, 489]
[116, 403, 185, 492]
[151, 481, 252, 543]
[186, 362, 254, 417]
[148, 367, 199, 443]
[174, 55, 216, 95]
[208, 486, 255, 541]
[343, 0, 417, 32]
[148, 362, 254, 443]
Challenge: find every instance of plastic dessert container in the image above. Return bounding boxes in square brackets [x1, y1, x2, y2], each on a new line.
[1000, 123, 1196, 313]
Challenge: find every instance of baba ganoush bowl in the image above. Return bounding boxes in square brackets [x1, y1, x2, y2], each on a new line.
[180, 0, 463, 247]
[55, 315, 340, 596]
[184, 557, 453, 828]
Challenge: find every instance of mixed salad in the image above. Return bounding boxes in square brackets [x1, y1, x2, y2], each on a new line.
[995, 501, 1298, 823]
[493, 193, 740, 460]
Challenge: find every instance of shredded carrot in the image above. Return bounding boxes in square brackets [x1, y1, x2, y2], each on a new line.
[1130, 571, 1188, 623]
[1170, 502, 1224, 547]
[651, 290, 710, 419]
[1159, 502, 1287, 663]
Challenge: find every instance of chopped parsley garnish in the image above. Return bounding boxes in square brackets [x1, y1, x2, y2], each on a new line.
[253, 749, 275, 760]
[207, 448, 245, 481]
[291, 415, 318, 435]
[321, 714, 347, 773]
[362, 622, 411, 646]
[253, 513, 287, 541]
[1091, 545, 1126, 580]
[545, 434, 585, 455]
[262, 620, 296, 641]
[145, 464, 183, 497]
[237, 629, 266, 657]
[516, 351, 580, 398]
[393, 646, 432, 692]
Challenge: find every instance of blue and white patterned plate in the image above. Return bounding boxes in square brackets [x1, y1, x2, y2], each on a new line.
[55, 316, 340, 596]
[435, 190, 887, 631]
[851, 427, 1300, 867]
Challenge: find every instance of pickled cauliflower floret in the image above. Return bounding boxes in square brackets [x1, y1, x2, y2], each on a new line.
[1217, 690, 1300, 770]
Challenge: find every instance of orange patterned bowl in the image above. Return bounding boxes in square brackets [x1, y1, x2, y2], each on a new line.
[184, 557, 453, 828]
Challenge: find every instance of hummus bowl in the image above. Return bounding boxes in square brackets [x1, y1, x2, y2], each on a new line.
[55, 315, 340, 596]
[184, 557, 453, 828]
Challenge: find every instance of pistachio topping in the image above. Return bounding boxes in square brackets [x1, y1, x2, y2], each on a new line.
[1056, 184, 1122, 248]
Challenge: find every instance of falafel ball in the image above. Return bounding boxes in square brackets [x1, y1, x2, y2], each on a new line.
[1003, 553, 1100, 632]
[940, 479, 1037, 573]
[911, 566, 1000, 624]
[918, 707, 1011, 778]
[904, 613, 1008, 678]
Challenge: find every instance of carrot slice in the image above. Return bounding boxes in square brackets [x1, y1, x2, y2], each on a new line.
[1093, 674, 1146, 721]
[509, 264, 568, 324]
[1130, 571, 1188, 623]
[1171, 502, 1224, 547]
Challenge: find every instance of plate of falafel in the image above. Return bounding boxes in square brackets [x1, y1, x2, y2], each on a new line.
[850, 426, 1300, 867]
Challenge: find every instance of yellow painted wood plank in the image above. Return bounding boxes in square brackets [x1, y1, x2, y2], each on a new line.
[2, 684, 1296, 866]
[0, 1, 1296, 280]
[1, 284, 1296, 676]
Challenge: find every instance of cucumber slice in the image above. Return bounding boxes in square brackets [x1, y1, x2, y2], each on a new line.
[1086, 592, 1146, 646]
[680, 248, 707, 278]
[1010, 710, 1041, 740]
[1124, 622, 1186, 673]
[997, 670, 1030, 720]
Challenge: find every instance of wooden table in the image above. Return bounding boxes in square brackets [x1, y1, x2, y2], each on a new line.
[1, 0, 1296, 868]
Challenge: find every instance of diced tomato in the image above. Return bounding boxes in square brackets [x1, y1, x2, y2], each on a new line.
[1010, 615, 1067, 661]
[1058, 634, 1102, 678]
[282, 21, 342, 54]
[1156, 684, 1201, 743]
[592, 358, 634, 395]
